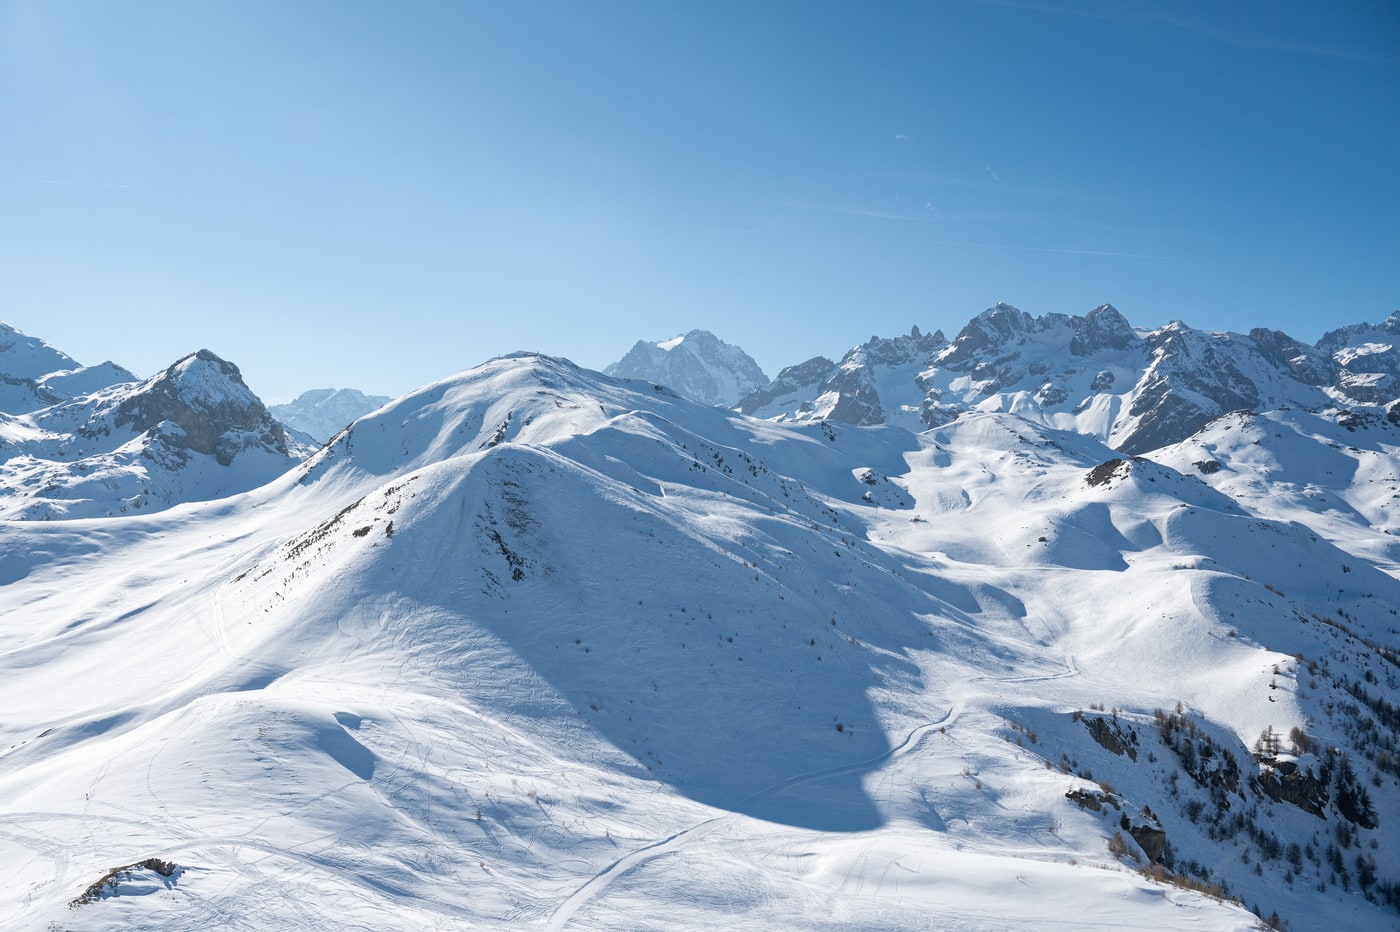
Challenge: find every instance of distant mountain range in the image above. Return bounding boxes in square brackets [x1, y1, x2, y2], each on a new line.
[270, 388, 392, 443]
[4, 307, 1400, 929]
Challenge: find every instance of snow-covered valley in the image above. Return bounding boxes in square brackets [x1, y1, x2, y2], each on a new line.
[3, 311, 1399, 930]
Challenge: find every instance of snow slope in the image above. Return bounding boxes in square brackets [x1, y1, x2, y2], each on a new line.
[0, 321, 135, 415]
[604, 330, 768, 407]
[4, 352, 1397, 929]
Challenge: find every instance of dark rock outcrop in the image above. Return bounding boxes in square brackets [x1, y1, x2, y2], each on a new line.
[1071, 304, 1138, 356]
[111, 350, 291, 466]
[738, 356, 836, 415]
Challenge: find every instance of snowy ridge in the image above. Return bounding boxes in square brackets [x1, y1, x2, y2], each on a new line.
[0, 321, 135, 415]
[0, 348, 311, 519]
[4, 308, 1400, 928]
[604, 329, 769, 407]
[2, 346, 1399, 929]
[739, 303, 1400, 463]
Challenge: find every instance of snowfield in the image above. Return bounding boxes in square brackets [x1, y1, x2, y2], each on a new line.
[3, 328, 1399, 929]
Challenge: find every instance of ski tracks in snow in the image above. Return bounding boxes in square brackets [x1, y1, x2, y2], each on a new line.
[544, 650, 1079, 928]
[544, 703, 963, 930]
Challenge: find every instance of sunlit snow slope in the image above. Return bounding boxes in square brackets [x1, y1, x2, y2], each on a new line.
[3, 352, 1397, 930]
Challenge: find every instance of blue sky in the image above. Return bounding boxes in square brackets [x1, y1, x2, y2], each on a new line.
[3, 0, 1397, 402]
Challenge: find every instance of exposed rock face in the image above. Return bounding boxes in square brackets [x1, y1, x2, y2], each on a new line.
[1315, 311, 1400, 406]
[605, 330, 768, 407]
[818, 365, 884, 424]
[1071, 305, 1138, 356]
[1256, 760, 1329, 818]
[1, 348, 310, 520]
[814, 327, 947, 427]
[271, 388, 392, 443]
[738, 357, 836, 415]
[1129, 823, 1167, 863]
[938, 303, 1038, 369]
[1248, 328, 1334, 385]
[1085, 715, 1139, 761]
[1086, 458, 1130, 487]
[742, 327, 946, 428]
[1116, 325, 1262, 455]
[109, 351, 291, 466]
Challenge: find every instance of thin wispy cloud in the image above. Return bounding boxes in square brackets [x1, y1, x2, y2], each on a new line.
[894, 133, 911, 142]
[883, 171, 1135, 206]
[776, 202, 933, 222]
[984, 164, 1000, 183]
[931, 238, 1174, 260]
[769, 201, 1037, 225]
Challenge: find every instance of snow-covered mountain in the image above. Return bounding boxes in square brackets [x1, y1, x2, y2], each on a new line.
[0, 345, 312, 520]
[0, 321, 135, 414]
[740, 325, 947, 429]
[604, 329, 768, 406]
[743, 303, 1400, 457]
[4, 312, 1400, 929]
[270, 387, 392, 443]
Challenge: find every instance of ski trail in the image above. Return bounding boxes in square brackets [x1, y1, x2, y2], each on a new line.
[544, 704, 963, 930]
[544, 817, 729, 931]
[544, 651, 1079, 929]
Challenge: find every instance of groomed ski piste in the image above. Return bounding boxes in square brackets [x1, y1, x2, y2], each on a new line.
[4, 351, 1398, 929]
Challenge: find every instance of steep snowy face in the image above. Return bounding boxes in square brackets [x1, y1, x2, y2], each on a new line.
[1111, 324, 1266, 455]
[1316, 312, 1400, 406]
[0, 349, 310, 519]
[742, 326, 947, 430]
[270, 387, 392, 443]
[0, 321, 135, 414]
[937, 301, 1044, 368]
[604, 329, 768, 406]
[737, 355, 837, 416]
[753, 303, 1400, 457]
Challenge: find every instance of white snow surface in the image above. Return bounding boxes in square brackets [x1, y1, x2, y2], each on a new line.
[0, 321, 135, 414]
[0, 349, 310, 520]
[5, 350, 1399, 929]
[604, 330, 769, 407]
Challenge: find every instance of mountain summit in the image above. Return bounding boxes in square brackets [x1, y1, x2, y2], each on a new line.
[0, 346, 309, 519]
[604, 329, 768, 406]
[270, 387, 392, 443]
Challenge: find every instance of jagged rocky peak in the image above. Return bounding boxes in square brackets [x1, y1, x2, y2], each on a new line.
[937, 302, 1036, 367]
[271, 387, 393, 443]
[1248, 328, 1334, 385]
[112, 349, 290, 464]
[1114, 324, 1264, 455]
[604, 329, 768, 406]
[1070, 304, 1138, 356]
[851, 324, 948, 367]
[1312, 312, 1400, 404]
[1316, 311, 1400, 355]
[737, 356, 837, 415]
